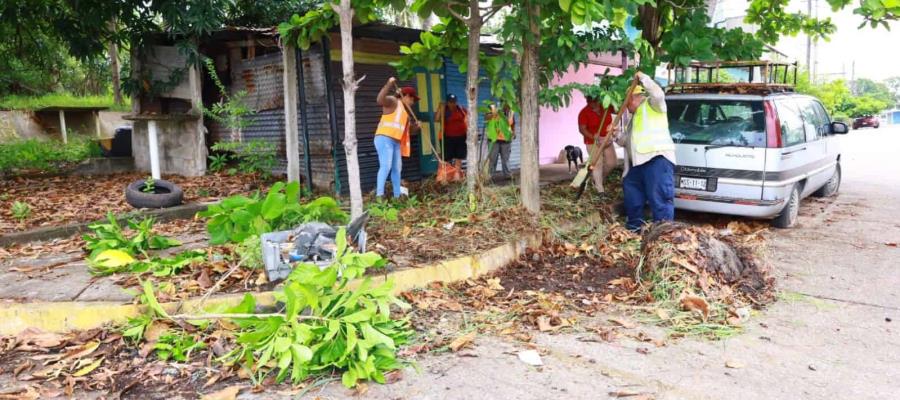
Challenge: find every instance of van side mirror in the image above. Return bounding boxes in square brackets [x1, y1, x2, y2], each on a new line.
[831, 122, 849, 134]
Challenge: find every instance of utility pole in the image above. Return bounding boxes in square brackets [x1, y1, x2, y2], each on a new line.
[812, 0, 819, 84]
[806, 0, 812, 81]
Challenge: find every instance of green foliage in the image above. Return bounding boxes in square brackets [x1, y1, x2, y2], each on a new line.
[235, 235, 264, 269]
[659, 9, 764, 67]
[209, 140, 278, 177]
[83, 213, 181, 270]
[199, 182, 348, 245]
[852, 78, 895, 105]
[844, 95, 890, 118]
[142, 176, 156, 193]
[129, 250, 208, 277]
[796, 73, 891, 119]
[11, 201, 31, 221]
[745, 0, 838, 44]
[0, 137, 100, 174]
[278, 0, 401, 51]
[119, 229, 413, 388]
[201, 58, 256, 136]
[221, 229, 411, 387]
[367, 202, 399, 222]
[153, 330, 207, 361]
[0, 94, 128, 111]
[392, 17, 469, 79]
[208, 153, 229, 173]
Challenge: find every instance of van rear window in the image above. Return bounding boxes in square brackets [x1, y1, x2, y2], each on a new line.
[667, 99, 766, 147]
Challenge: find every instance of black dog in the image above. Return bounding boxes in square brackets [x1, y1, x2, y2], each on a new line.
[564, 145, 584, 173]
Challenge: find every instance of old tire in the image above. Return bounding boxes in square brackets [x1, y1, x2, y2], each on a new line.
[772, 185, 800, 229]
[813, 164, 841, 198]
[125, 179, 183, 209]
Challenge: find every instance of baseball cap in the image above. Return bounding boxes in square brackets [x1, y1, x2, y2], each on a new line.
[446, 94, 458, 102]
[401, 87, 420, 101]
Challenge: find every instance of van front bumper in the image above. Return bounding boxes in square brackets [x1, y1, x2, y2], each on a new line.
[674, 193, 785, 218]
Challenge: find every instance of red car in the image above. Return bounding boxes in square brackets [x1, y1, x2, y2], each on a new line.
[853, 115, 880, 129]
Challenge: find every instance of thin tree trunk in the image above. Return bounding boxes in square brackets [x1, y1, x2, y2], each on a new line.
[464, 0, 483, 194]
[335, 0, 364, 219]
[519, 1, 541, 214]
[108, 20, 122, 106]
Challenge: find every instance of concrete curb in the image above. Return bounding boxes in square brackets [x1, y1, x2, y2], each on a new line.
[0, 202, 212, 247]
[0, 233, 541, 335]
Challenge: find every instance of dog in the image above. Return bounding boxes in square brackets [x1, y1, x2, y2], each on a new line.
[564, 145, 584, 173]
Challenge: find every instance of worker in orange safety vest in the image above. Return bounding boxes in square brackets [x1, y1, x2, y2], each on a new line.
[375, 77, 420, 198]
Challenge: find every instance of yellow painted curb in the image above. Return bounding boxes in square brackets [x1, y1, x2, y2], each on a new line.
[0, 234, 540, 336]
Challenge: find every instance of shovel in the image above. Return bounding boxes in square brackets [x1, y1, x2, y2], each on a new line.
[571, 78, 640, 199]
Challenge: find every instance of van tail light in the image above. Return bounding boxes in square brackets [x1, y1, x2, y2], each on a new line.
[764, 100, 782, 148]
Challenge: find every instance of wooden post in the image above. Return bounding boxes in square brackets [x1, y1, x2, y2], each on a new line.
[282, 44, 301, 184]
[58, 110, 68, 144]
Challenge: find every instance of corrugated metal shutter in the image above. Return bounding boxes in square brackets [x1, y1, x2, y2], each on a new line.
[331, 61, 419, 195]
[298, 46, 335, 190]
[211, 52, 289, 173]
[442, 61, 521, 172]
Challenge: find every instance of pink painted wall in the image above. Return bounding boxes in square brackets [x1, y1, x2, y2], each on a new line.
[539, 57, 623, 164]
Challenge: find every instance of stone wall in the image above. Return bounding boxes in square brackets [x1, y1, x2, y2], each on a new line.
[0, 110, 131, 143]
[131, 117, 206, 177]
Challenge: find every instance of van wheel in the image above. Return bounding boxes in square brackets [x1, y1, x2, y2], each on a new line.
[772, 185, 800, 229]
[813, 164, 841, 197]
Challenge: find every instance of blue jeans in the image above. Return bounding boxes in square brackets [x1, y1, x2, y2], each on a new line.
[374, 135, 402, 198]
[623, 155, 675, 231]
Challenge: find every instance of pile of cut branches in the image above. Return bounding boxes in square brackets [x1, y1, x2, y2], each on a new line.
[636, 221, 775, 338]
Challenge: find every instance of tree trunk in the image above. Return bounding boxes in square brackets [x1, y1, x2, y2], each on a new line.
[108, 21, 122, 106]
[464, 0, 483, 194]
[519, 1, 541, 214]
[335, 0, 364, 219]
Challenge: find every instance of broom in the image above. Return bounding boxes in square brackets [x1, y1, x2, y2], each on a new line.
[571, 78, 640, 198]
[392, 84, 456, 183]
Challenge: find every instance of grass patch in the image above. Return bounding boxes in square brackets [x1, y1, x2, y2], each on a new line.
[0, 93, 130, 112]
[0, 136, 101, 174]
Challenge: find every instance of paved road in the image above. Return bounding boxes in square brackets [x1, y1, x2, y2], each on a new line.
[292, 126, 900, 400]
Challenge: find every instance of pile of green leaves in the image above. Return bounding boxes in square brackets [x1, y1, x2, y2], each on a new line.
[208, 140, 277, 177]
[0, 137, 101, 174]
[83, 213, 184, 275]
[83, 213, 181, 260]
[222, 229, 412, 387]
[122, 229, 414, 388]
[200, 181, 347, 245]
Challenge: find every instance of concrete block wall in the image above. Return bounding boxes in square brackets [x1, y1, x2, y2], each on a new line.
[131, 118, 207, 177]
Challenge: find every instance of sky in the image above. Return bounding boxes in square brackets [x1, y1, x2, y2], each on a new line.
[713, 0, 900, 81]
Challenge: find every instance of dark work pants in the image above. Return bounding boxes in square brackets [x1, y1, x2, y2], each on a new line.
[623, 155, 675, 231]
[488, 140, 511, 176]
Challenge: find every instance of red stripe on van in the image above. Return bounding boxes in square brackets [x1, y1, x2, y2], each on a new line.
[764, 100, 782, 148]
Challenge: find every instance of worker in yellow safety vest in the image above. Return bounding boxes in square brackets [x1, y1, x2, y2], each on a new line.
[613, 71, 677, 232]
[375, 77, 420, 199]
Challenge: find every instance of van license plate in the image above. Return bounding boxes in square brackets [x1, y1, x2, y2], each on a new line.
[679, 177, 707, 190]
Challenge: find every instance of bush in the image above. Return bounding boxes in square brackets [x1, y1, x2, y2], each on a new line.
[199, 181, 347, 245]
[0, 137, 101, 174]
[209, 140, 278, 177]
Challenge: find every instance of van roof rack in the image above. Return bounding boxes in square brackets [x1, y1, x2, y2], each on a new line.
[666, 60, 798, 95]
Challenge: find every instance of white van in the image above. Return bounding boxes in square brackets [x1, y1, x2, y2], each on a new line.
[665, 92, 848, 228]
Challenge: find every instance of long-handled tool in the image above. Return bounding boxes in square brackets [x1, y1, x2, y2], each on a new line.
[393, 83, 460, 184]
[571, 78, 640, 199]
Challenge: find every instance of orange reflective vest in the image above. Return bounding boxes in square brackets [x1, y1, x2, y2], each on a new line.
[375, 104, 412, 157]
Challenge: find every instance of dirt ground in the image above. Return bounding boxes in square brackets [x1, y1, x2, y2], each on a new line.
[258, 127, 900, 399]
[0, 172, 265, 233]
[2, 129, 897, 399]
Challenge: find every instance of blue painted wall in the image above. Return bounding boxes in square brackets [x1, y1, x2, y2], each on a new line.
[442, 61, 521, 171]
